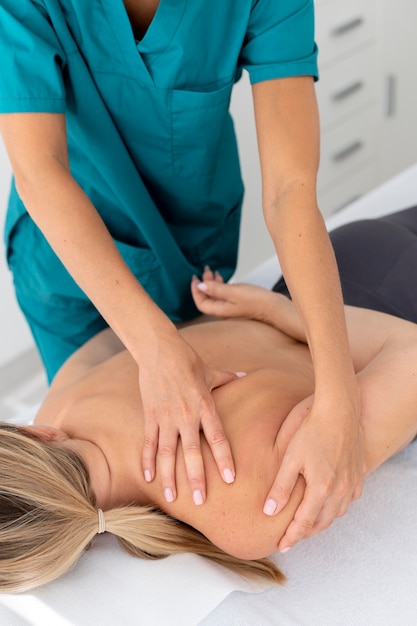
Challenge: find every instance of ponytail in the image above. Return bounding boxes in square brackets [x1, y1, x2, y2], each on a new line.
[0, 423, 284, 593]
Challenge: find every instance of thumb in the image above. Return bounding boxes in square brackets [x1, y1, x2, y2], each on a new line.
[195, 278, 236, 303]
[210, 369, 247, 390]
[263, 456, 299, 516]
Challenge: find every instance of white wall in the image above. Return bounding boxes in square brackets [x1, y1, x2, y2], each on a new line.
[0, 140, 36, 368]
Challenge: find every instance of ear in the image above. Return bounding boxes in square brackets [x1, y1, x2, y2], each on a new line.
[21, 425, 69, 443]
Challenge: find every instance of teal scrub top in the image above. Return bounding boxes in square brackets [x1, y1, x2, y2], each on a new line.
[0, 0, 318, 322]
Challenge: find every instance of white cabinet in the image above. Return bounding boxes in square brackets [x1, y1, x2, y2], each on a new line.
[377, 0, 417, 182]
[315, 0, 381, 214]
[315, 0, 417, 216]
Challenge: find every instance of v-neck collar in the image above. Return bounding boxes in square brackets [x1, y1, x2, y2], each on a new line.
[102, 0, 187, 75]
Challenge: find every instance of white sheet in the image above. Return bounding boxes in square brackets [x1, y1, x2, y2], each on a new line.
[0, 548, 264, 626]
[202, 439, 417, 626]
[1, 162, 417, 625]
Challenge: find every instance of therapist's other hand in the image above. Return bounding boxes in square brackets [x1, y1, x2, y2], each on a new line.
[191, 267, 273, 320]
[139, 329, 238, 505]
[265, 393, 365, 551]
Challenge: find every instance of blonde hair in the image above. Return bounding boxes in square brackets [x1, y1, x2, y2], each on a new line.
[0, 423, 285, 593]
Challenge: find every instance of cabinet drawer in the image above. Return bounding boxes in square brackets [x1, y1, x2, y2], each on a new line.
[318, 162, 377, 217]
[318, 108, 379, 192]
[316, 46, 379, 131]
[316, 0, 377, 67]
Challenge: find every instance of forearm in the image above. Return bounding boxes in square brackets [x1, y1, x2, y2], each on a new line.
[253, 76, 356, 398]
[1, 112, 179, 362]
[17, 157, 178, 361]
[266, 187, 358, 398]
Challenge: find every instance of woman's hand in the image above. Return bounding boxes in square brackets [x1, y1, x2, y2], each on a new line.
[191, 266, 274, 321]
[265, 393, 365, 551]
[139, 325, 240, 505]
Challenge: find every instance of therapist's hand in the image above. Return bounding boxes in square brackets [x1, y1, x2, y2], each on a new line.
[265, 393, 365, 551]
[139, 328, 239, 505]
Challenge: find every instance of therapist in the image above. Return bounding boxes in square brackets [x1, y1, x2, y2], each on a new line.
[0, 0, 363, 551]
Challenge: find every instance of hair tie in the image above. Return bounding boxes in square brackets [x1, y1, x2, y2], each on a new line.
[97, 509, 106, 534]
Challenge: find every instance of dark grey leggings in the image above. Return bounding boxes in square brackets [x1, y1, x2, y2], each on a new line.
[272, 205, 417, 324]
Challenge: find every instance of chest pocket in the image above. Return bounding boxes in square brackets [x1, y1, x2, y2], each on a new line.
[171, 81, 233, 180]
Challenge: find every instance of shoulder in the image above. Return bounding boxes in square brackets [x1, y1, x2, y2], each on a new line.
[161, 370, 306, 559]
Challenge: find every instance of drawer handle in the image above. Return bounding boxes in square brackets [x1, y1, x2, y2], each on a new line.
[332, 140, 363, 163]
[331, 17, 364, 37]
[332, 80, 364, 102]
[384, 74, 397, 117]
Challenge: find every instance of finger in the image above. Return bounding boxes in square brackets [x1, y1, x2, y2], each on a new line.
[157, 429, 180, 503]
[334, 478, 362, 518]
[214, 270, 224, 283]
[201, 409, 235, 485]
[263, 455, 302, 517]
[191, 278, 218, 315]
[307, 492, 347, 538]
[203, 265, 215, 281]
[335, 491, 353, 519]
[194, 277, 233, 301]
[191, 278, 210, 308]
[352, 478, 364, 502]
[277, 482, 333, 550]
[180, 424, 207, 505]
[210, 368, 244, 390]
[142, 419, 159, 484]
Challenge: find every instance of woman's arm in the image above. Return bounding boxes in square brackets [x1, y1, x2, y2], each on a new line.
[192, 273, 415, 374]
[0, 112, 238, 504]
[356, 324, 417, 473]
[191, 269, 414, 373]
[191, 271, 306, 340]
[251, 75, 363, 550]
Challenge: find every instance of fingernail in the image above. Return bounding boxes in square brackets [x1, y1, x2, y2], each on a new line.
[204, 265, 211, 271]
[223, 468, 235, 484]
[164, 488, 175, 503]
[235, 371, 247, 378]
[193, 489, 204, 505]
[196, 282, 208, 292]
[280, 547, 291, 554]
[144, 470, 152, 483]
[263, 498, 278, 516]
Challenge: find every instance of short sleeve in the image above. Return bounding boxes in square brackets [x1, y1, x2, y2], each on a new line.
[239, 0, 319, 84]
[0, 0, 66, 113]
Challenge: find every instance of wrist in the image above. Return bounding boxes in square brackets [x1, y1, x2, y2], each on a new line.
[108, 288, 178, 364]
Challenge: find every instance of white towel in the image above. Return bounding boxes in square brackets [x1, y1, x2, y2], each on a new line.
[201, 439, 417, 626]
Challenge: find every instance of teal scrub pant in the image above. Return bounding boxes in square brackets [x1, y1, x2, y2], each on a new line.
[8, 215, 107, 382]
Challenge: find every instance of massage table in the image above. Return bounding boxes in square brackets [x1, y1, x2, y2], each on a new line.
[1, 163, 417, 625]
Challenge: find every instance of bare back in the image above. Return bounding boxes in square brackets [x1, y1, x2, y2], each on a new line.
[35, 318, 313, 558]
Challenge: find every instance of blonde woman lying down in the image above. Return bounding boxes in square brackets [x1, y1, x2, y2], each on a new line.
[1, 206, 417, 593]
